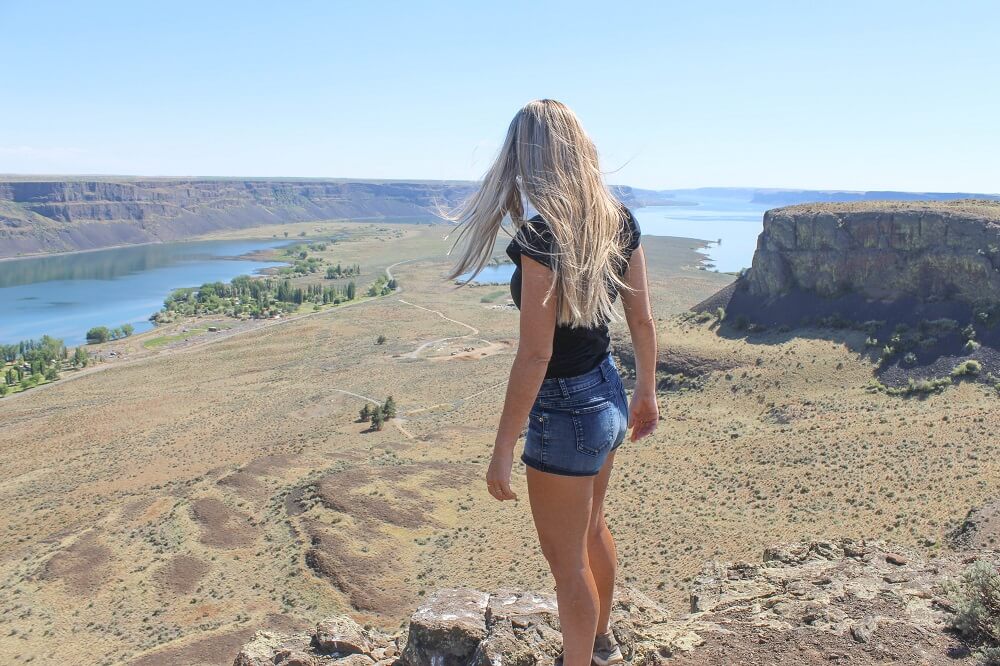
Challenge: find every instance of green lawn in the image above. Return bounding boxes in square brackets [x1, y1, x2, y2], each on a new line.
[143, 326, 230, 349]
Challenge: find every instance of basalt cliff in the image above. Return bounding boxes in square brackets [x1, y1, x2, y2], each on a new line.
[0, 178, 477, 257]
[744, 200, 1000, 308]
[696, 199, 1000, 387]
[0, 177, 650, 258]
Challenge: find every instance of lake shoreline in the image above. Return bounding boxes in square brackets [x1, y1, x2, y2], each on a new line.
[0, 235, 299, 264]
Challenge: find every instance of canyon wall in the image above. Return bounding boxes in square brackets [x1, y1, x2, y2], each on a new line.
[0, 179, 479, 257]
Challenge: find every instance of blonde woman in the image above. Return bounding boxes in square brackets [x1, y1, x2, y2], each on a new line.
[445, 99, 659, 666]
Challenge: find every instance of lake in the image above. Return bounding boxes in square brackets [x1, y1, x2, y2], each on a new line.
[0, 240, 288, 346]
[457, 196, 768, 285]
[458, 263, 516, 285]
[632, 197, 770, 273]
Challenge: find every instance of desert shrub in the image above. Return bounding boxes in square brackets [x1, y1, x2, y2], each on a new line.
[966, 339, 982, 352]
[861, 320, 886, 335]
[952, 360, 982, 378]
[877, 376, 952, 396]
[944, 560, 1000, 665]
[903, 352, 918, 365]
[715, 307, 726, 322]
[920, 318, 959, 336]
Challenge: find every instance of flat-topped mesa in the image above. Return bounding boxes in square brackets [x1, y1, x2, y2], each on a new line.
[0, 178, 643, 257]
[746, 199, 1000, 307]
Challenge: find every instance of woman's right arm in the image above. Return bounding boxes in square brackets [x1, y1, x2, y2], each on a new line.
[618, 245, 659, 441]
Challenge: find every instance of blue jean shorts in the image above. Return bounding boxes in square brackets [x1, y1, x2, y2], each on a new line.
[521, 353, 629, 477]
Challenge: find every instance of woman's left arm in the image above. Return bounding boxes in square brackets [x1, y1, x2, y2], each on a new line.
[486, 255, 557, 501]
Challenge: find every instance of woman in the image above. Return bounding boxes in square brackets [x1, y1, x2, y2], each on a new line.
[445, 99, 659, 666]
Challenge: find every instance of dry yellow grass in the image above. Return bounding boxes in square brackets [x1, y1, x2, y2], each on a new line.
[0, 222, 996, 665]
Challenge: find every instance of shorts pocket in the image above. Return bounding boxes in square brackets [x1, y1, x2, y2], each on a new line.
[571, 401, 616, 456]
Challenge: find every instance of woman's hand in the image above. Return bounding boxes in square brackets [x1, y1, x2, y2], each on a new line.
[486, 445, 518, 501]
[628, 387, 659, 442]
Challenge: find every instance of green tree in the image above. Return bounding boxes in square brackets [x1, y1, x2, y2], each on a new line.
[122, 323, 135, 337]
[370, 405, 385, 431]
[73, 347, 89, 368]
[359, 403, 371, 422]
[346, 281, 356, 300]
[382, 396, 396, 419]
[86, 326, 111, 344]
[44, 366, 59, 381]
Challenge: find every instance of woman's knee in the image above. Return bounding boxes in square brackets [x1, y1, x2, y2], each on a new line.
[538, 537, 588, 573]
[586, 513, 609, 543]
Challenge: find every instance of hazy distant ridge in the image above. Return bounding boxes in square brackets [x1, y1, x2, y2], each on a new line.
[3, 177, 998, 258]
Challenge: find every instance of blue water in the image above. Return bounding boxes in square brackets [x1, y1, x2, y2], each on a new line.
[459, 263, 516, 285]
[0, 240, 289, 346]
[632, 197, 770, 273]
[457, 195, 766, 285]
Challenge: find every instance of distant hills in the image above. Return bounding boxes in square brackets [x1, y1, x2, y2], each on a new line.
[628, 186, 1000, 207]
[1, 176, 997, 258]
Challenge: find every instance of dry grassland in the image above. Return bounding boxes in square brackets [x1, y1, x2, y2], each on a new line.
[1, 223, 996, 665]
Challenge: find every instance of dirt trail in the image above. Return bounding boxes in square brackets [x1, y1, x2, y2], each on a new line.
[397, 298, 495, 359]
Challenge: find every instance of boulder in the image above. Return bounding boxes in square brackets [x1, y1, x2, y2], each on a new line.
[399, 588, 490, 666]
[314, 616, 373, 655]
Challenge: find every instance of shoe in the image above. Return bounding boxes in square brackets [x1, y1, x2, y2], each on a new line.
[554, 631, 623, 666]
[592, 631, 624, 666]
[553, 651, 594, 666]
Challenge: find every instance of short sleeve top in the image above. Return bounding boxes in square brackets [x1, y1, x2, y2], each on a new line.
[504, 204, 642, 378]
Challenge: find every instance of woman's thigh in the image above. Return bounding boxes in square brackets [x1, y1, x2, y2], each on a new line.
[525, 465, 595, 569]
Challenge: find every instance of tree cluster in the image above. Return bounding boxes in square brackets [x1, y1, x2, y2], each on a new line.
[86, 323, 135, 344]
[359, 396, 397, 431]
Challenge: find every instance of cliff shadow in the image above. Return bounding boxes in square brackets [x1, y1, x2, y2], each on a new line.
[694, 280, 1000, 390]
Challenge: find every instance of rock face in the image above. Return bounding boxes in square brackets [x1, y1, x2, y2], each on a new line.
[233, 539, 998, 666]
[947, 499, 1000, 551]
[0, 178, 643, 257]
[745, 200, 1000, 307]
[0, 178, 477, 257]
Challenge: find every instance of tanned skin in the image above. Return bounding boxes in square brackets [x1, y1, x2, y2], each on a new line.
[487, 244, 658, 666]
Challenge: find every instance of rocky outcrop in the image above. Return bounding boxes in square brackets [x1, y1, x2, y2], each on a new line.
[744, 200, 1000, 306]
[695, 200, 1000, 342]
[947, 500, 1000, 551]
[233, 539, 998, 665]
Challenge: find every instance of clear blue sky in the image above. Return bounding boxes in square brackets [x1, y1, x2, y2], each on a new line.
[2, 1, 997, 192]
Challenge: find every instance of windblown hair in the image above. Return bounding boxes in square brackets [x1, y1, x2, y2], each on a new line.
[443, 99, 633, 328]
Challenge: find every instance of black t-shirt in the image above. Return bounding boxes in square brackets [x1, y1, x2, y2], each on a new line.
[505, 205, 642, 379]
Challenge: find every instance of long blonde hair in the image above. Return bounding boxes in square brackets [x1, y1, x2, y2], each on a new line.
[443, 99, 633, 328]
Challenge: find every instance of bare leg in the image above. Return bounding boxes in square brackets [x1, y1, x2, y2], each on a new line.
[526, 466, 599, 666]
[587, 451, 617, 635]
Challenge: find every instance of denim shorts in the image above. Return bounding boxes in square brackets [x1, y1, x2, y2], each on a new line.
[521, 353, 629, 477]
